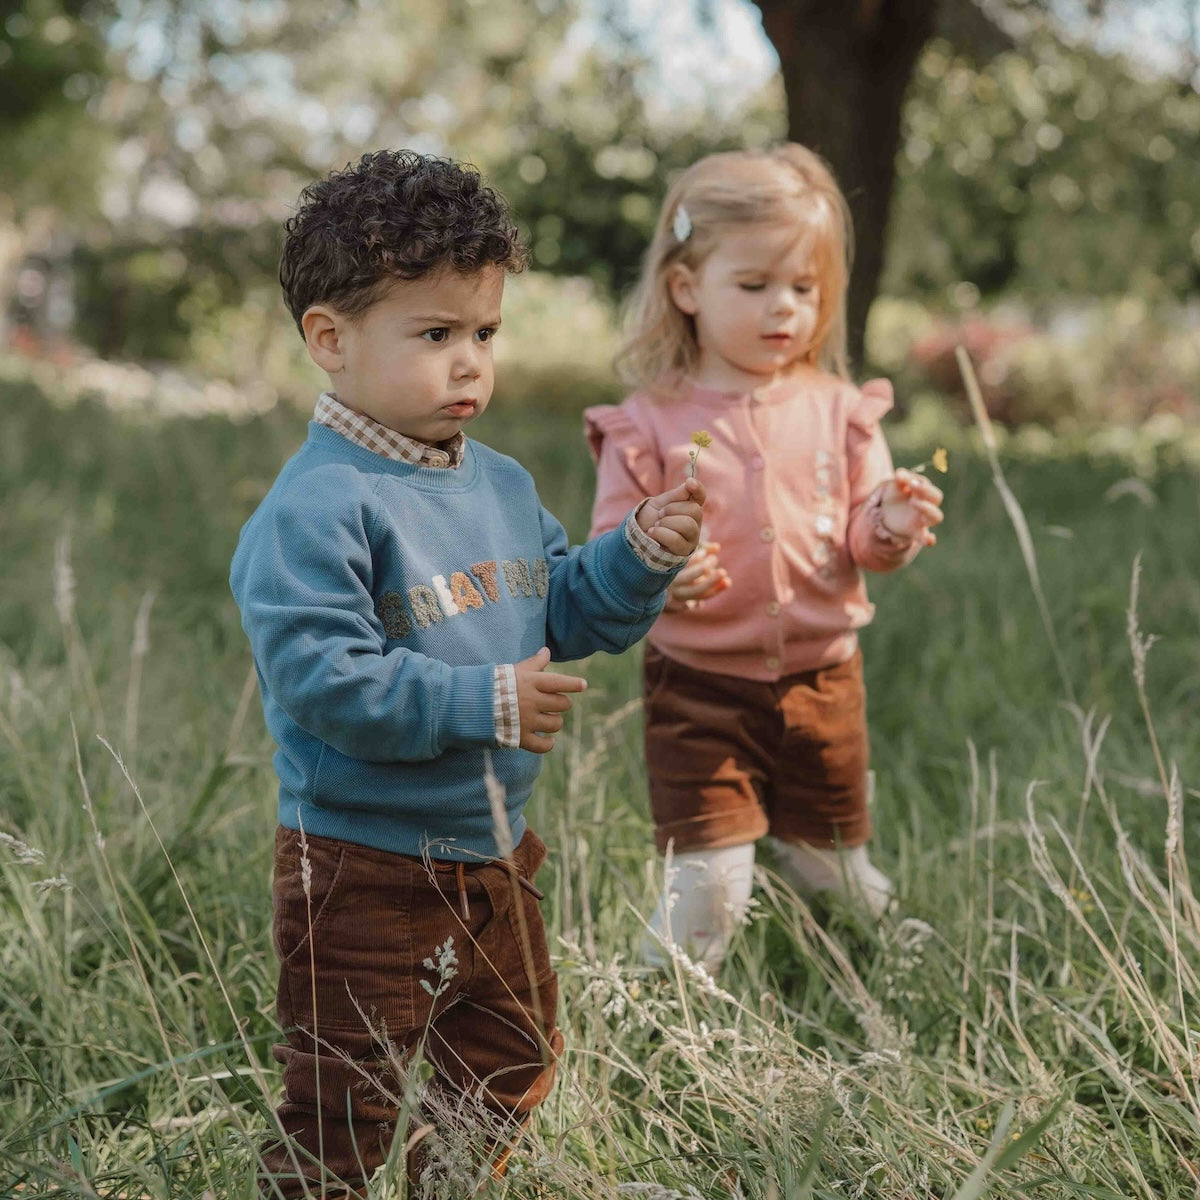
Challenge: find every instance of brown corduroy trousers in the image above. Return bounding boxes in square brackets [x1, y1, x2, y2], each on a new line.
[260, 826, 561, 1199]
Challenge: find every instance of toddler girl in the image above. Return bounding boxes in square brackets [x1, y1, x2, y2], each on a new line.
[586, 144, 944, 969]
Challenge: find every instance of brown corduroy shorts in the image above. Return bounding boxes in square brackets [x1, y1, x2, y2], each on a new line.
[643, 645, 871, 853]
[260, 826, 561, 1199]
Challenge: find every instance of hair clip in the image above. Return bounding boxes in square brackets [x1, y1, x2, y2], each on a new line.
[672, 204, 692, 243]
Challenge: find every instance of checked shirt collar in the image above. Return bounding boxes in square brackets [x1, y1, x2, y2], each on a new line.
[314, 392, 465, 469]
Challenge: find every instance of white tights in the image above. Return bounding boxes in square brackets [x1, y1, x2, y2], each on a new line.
[643, 839, 893, 970]
[643, 843, 756, 970]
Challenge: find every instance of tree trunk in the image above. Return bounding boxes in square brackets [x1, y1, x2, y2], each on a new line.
[754, 0, 940, 370]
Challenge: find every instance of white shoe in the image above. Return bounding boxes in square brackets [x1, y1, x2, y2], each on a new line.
[768, 839, 893, 920]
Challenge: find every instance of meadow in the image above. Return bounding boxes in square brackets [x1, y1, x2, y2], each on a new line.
[1, 369, 1198, 1198]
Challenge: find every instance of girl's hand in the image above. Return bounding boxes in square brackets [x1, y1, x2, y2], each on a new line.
[636, 478, 706, 557]
[664, 541, 730, 612]
[879, 469, 944, 546]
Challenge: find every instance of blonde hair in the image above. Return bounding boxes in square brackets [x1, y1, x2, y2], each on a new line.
[615, 143, 853, 390]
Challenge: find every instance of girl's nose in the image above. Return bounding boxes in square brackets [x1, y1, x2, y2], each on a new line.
[768, 285, 796, 315]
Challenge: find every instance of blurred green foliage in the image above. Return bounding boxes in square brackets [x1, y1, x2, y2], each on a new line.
[0, 0, 110, 216]
[486, 48, 783, 294]
[0, 0, 101, 124]
[1, 1, 1197, 391]
[887, 32, 1200, 305]
[72, 224, 283, 360]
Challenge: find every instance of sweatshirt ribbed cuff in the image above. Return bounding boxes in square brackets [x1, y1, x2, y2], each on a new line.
[438, 664, 501, 748]
[602, 522, 685, 604]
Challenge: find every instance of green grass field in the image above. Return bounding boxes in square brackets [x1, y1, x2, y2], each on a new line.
[1, 374, 1198, 1198]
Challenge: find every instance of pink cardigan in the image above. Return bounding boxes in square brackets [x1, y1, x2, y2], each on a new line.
[586, 369, 919, 681]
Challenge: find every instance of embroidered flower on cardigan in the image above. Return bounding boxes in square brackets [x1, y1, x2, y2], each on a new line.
[813, 450, 839, 578]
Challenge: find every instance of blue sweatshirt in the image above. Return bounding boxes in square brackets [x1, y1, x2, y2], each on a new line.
[230, 422, 675, 861]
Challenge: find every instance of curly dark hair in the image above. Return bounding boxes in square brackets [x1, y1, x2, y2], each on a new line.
[279, 150, 528, 333]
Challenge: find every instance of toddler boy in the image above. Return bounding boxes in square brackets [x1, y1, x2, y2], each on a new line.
[230, 150, 704, 1197]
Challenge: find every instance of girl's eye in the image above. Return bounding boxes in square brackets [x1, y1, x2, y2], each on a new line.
[739, 283, 765, 292]
[794, 283, 814, 295]
[422, 328, 448, 343]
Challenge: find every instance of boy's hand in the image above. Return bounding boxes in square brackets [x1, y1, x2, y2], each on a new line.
[514, 647, 587, 754]
[636, 478, 706, 557]
[880, 469, 944, 547]
[664, 541, 730, 612]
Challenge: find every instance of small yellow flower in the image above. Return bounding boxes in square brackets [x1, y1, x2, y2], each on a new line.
[913, 446, 949, 476]
[687, 430, 713, 478]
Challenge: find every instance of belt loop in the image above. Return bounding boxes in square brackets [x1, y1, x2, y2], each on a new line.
[456, 861, 469, 920]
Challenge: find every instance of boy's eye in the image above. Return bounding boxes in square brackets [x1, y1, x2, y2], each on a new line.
[475, 327, 496, 343]
[422, 328, 449, 343]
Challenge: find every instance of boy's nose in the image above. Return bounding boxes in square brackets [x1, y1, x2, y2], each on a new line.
[453, 348, 483, 380]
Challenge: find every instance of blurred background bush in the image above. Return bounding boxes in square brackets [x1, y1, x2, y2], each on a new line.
[1, 0, 1197, 439]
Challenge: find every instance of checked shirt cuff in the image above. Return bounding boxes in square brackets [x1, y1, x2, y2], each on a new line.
[493, 663, 521, 749]
[625, 503, 690, 572]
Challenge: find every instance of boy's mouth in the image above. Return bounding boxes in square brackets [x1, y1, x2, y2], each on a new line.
[442, 399, 478, 418]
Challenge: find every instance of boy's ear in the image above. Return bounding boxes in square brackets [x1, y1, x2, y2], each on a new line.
[301, 305, 345, 373]
[667, 264, 699, 316]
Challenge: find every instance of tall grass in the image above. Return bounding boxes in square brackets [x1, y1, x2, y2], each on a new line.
[0, 375, 1198, 1196]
